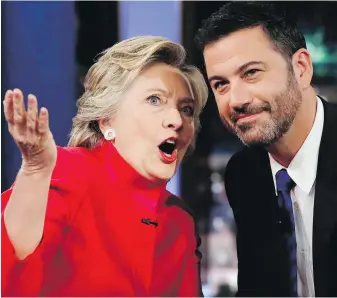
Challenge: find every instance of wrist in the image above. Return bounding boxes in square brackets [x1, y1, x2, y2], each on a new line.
[19, 165, 54, 179]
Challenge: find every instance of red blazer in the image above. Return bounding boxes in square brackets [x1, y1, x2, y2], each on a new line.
[1, 140, 202, 297]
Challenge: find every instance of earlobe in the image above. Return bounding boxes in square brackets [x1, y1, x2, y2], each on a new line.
[98, 119, 117, 141]
[104, 128, 116, 141]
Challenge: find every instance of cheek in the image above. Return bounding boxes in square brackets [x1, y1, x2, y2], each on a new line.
[116, 116, 155, 151]
[183, 122, 196, 146]
[130, 111, 157, 135]
[252, 75, 287, 99]
[215, 96, 230, 118]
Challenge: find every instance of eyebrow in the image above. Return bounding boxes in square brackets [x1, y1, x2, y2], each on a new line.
[146, 88, 195, 103]
[208, 61, 265, 84]
[146, 88, 168, 95]
[179, 97, 195, 105]
[238, 61, 265, 73]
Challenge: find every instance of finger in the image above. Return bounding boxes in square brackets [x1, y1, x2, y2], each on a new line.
[13, 89, 27, 135]
[3, 90, 14, 124]
[37, 107, 50, 136]
[26, 94, 39, 143]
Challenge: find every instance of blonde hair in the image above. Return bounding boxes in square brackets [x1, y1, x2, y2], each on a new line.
[68, 36, 208, 149]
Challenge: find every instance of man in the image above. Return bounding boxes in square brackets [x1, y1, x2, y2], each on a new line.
[195, 2, 337, 297]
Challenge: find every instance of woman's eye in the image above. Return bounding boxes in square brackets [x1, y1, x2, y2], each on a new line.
[147, 95, 161, 105]
[214, 81, 227, 90]
[181, 105, 194, 117]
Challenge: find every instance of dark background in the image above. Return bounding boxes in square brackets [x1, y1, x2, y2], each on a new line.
[2, 2, 337, 295]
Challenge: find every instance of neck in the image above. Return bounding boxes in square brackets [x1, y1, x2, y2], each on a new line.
[267, 88, 317, 167]
[95, 140, 167, 192]
[137, 176, 167, 190]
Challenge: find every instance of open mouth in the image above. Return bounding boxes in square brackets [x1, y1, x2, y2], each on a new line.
[158, 138, 178, 163]
[159, 139, 176, 155]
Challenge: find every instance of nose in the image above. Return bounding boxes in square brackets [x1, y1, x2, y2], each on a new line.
[228, 82, 252, 110]
[162, 107, 183, 131]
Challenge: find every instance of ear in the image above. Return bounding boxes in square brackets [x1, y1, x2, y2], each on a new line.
[98, 118, 113, 135]
[291, 48, 313, 91]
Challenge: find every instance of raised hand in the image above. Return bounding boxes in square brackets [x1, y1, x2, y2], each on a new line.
[3, 89, 57, 175]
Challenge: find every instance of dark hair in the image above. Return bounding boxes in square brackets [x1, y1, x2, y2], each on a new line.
[195, 1, 307, 62]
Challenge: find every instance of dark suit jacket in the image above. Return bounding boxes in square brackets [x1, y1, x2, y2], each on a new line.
[224, 99, 337, 297]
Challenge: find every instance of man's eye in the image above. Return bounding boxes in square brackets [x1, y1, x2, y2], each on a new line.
[147, 95, 161, 105]
[245, 69, 260, 77]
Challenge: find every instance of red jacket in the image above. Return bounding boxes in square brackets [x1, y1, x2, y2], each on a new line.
[1, 141, 202, 297]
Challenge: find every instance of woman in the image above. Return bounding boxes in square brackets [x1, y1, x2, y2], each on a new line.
[1, 36, 208, 296]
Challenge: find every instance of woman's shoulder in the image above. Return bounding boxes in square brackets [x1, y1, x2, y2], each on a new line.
[162, 190, 201, 246]
[162, 190, 196, 223]
[52, 146, 96, 183]
[56, 146, 92, 163]
[41, 146, 99, 208]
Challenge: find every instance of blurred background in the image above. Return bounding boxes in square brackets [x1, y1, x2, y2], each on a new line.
[2, 1, 337, 296]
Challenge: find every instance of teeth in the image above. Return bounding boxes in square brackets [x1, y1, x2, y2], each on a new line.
[166, 139, 176, 144]
[163, 153, 172, 157]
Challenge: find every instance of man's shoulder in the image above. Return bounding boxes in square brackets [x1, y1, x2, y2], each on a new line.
[224, 146, 270, 204]
[322, 97, 337, 109]
[321, 97, 337, 119]
[226, 145, 267, 174]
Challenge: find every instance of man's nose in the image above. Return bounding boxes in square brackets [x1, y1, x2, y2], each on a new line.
[228, 83, 252, 110]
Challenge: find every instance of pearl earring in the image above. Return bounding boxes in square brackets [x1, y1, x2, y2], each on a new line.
[104, 128, 116, 141]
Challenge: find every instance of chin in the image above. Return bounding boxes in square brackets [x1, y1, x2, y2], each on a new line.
[148, 164, 177, 182]
[152, 170, 175, 182]
[239, 129, 277, 147]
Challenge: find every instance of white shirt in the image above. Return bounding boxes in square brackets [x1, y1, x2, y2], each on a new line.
[268, 96, 324, 297]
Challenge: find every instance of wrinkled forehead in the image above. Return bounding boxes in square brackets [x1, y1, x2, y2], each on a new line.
[136, 63, 195, 100]
[173, 68, 196, 101]
[204, 26, 280, 74]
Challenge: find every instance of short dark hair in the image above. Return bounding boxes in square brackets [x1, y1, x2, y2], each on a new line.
[195, 1, 307, 62]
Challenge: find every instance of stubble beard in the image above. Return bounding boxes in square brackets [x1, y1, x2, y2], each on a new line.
[223, 70, 303, 147]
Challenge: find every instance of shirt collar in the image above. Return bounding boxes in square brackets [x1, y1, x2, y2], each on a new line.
[269, 96, 324, 195]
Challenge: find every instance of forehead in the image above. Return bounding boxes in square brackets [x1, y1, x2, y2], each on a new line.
[130, 62, 193, 97]
[204, 26, 282, 75]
